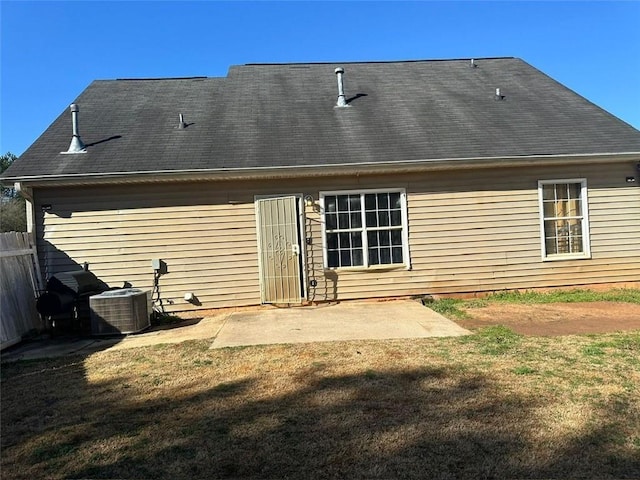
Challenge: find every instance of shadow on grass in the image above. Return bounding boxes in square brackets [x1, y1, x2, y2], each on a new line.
[2, 353, 639, 479]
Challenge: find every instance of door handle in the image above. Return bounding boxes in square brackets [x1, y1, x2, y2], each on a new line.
[292, 244, 300, 255]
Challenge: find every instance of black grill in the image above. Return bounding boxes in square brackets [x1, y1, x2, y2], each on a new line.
[37, 269, 110, 333]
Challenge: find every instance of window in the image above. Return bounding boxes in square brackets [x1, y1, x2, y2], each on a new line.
[320, 189, 409, 269]
[538, 179, 590, 260]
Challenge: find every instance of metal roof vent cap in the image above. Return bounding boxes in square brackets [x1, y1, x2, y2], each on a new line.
[62, 103, 87, 154]
[335, 67, 350, 108]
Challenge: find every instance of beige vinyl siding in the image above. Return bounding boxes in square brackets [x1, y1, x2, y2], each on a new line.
[33, 161, 640, 311]
[304, 161, 640, 301]
[35, 183, 262, 311]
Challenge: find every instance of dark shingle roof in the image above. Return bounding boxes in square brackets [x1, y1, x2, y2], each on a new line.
[4, 57, 640, 180]
[4, 77, 225, 178]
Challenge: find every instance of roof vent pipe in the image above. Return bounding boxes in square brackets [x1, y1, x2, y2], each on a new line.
[335, 67, 349, 107]
[178, 113, 187, 129]
[63, 104, 86, 154]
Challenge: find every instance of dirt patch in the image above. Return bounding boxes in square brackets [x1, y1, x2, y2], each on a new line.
[458, 301, 640, 336]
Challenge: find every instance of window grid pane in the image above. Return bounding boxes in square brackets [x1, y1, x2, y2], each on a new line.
[325, 194, 364, 268]
[325, 192, 406, 268]
[541, 182, 585, 256]
[326, 231, 364, 268]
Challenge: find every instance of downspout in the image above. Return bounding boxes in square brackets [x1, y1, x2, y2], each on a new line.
[14, 182, 34, 234]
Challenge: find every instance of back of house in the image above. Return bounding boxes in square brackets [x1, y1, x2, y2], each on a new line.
[2, 57, 640, 312]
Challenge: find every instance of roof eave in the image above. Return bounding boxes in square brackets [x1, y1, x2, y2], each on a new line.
[5, 152, 640, 188]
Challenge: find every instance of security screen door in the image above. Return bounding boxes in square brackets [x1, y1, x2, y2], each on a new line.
[256, 196, 303, 304]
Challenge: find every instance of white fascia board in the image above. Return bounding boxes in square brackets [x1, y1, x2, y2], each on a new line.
[6, 152, 640, 188]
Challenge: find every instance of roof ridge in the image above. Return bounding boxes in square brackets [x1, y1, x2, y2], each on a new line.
[113, 76, 212, 81]
[243, 57, 517, 66]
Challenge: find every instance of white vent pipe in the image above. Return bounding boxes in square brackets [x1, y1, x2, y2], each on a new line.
[335, 67, 348, 107]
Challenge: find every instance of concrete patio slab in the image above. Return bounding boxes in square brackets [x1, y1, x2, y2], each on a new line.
[1, 315, 229, 362]
[1, 300, 469, 361]
[210, 300, 470, 349]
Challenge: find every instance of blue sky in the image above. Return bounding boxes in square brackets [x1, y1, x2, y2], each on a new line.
[1, 1, 639, 156]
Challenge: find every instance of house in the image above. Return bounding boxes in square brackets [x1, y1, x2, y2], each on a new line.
[2, 57, 640, 312]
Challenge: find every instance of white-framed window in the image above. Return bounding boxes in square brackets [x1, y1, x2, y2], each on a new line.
[538, 179, 591, 261]
[320, 189, 410, 269]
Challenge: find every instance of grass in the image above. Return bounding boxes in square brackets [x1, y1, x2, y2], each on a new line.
[459, 325, 522, 355]
[486, 288, 640, 304]
[2, 330, 640, 479]
[424, 297, 470, 319]
[425, 288, 640, 319]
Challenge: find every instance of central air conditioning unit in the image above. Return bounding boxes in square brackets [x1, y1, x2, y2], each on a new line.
[90, 288, 151, 336]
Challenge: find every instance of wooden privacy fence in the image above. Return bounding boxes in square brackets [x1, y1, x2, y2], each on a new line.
[0, 232, 44, 350]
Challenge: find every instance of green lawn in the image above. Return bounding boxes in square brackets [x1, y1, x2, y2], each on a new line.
[426, 287, 640, 319]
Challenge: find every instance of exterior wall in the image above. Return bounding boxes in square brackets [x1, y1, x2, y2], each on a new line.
[309, 162, 640, 300]
[34, 161, 640, 311]
[34, 183, 262, 311]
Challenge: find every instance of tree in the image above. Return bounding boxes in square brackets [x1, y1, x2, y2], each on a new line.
[0, 152, 17, 168]
[1, 152, 27, 232]
[1, 152, 18, 197]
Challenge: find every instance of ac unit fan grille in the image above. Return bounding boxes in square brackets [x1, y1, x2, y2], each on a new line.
[90, 289, 150, 335]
